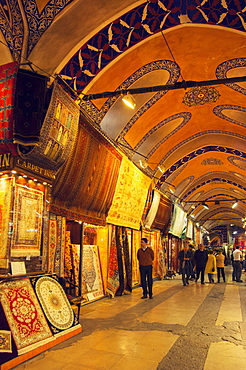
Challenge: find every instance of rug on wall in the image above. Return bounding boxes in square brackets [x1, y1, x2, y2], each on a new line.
[0, 177, 13, 268]
[107, 156, 151, 229]
[0, 61, 19, 156]
[106, 226, 120, 297]
[11, 184, 43, 257]
[31, 275, 80, 336]
[0, 278, 52, 354]
[82, 245, 104, 301]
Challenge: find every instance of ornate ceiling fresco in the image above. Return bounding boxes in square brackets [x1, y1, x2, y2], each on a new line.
[0, 0, 246, 232]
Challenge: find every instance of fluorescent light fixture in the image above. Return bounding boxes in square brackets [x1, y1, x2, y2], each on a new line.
[232, 200, 238, 208]
[233, 231, 237, 234]
[139, 159, 148, 168]
[202, 202, 209, 210]
[168, 184, 175, 194]
[157, 164, 165, 173]
[122, 93, 136, 109]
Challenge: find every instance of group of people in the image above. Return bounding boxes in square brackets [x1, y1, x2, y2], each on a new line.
[178, 244, 244, 286]
[137, 238, 244, 299]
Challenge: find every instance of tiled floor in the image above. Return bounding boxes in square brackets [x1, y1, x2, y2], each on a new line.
[13, 268, 246, 369]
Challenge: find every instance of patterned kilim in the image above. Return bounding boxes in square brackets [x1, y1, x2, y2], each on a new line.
[64, 231, 80, 295]
[0, 330, 12, 353]
[11, 185, 43, 257]
[0, 62, 18, 156]
[54, 216, 66, 277]
[107, 157, 151, 229]
[82, 245, 104, 301]
[106, 226, 120, 297]
[151, 194, 172, 232]
[31, 275, 79, 335]
[144, 190, 161, 229]
[47, 218, 57, 273]
[0, 278, 52, 354]
[18, 81, 79, 171]
[156, 232, 166, 280]
[51, 117, 122, 225]
[122, 227, 132, 293]
[132, 230, 140, 286]
[0, 177, 13, 268]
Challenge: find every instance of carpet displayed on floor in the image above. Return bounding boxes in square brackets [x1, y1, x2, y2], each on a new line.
[0, 278, 53, 354]
[31, 275, 79, 336]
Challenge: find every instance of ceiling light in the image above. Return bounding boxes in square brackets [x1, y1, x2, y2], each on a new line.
[122, 93, 136, 109]
[168, 184, 175, 194]
[157, 165, 165, 173]
[191, 205, 195, 209]
[233, 231, 237, 234]
[202, 202, 209, 210]
[139, 159, 148, 169]
[232, 200, 238, 209]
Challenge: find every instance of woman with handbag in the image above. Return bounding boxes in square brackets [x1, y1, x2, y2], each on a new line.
[205, 249, 217, 283]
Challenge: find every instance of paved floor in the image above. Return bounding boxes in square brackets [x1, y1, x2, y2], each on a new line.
[15, 267, 246, 370]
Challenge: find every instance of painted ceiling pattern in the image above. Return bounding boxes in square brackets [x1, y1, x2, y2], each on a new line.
[0, 0, 246, 232]
[61, 0, 246, 92]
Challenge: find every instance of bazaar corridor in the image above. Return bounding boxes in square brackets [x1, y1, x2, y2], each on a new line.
[15, 268, 246, 370]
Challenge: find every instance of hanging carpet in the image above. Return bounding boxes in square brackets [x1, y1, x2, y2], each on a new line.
[13, 69, 48, 146]
[151, 194, 172, 232]
[17, 80, 79, 171]
[0, 278, 52, 355]
[0, 61, 19, 156]
[51, 117, 122, 225]
[107, 157, 151, 230]
[144, 190, 161, 229]
[106, 226, 120, 297]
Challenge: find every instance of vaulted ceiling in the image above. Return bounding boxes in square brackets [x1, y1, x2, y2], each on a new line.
[1, 0, 246, 232]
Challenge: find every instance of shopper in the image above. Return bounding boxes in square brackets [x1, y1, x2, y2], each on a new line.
[137, 238, 154, 299]
[205, 249, 216, 283]
[188, 244, 196, 279]
[194, 244, 208, 284]
[178, 245, 193, 286]
[232, 246, 243, 282]
[216, 250, 226, 283]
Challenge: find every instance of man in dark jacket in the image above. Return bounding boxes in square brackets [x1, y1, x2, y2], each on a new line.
[178, 246, 193, 286]
[137, 238, 154, 299]
[194, 244, 208, 284]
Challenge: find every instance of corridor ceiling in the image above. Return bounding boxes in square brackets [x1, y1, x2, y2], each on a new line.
[1, 0, 246, 232]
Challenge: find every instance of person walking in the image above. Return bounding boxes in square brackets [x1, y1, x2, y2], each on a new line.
[205, 249, 217, 283]
[188, 244, 196, 280]
[232, 246, 243, 282]
[178, 245, 193, 286]
[216, 249, 226, 283]
[137, 238, 154, 299]
[194, 244, 208, 284]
